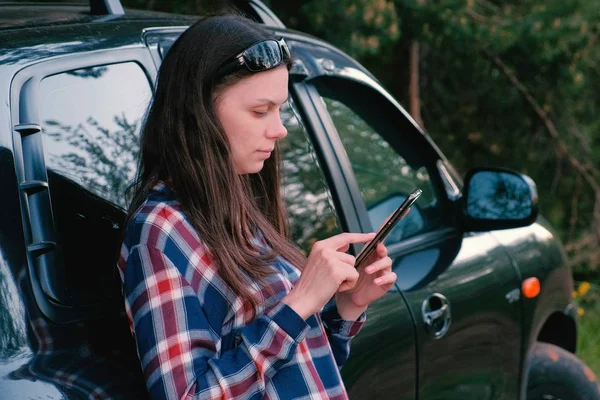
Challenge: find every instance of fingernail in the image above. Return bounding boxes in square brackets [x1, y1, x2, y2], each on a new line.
[366, 266, 373, 273]
[374, 278, 382, 284]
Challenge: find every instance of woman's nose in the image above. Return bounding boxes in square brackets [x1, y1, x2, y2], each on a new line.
[267, 115, 288, 139]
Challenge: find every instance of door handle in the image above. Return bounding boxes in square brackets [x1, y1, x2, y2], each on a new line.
[421, 293, 452, 339]
[423, 304, 449, 325]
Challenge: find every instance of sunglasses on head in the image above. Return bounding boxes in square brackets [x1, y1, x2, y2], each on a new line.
[216, 38, 291, 78]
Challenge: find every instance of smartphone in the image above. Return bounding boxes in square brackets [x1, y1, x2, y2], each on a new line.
[355, 188, 423, 268]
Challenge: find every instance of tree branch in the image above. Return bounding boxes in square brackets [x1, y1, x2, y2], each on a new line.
[476, 0, 500, 12]
[565, 232, 596, 252]
[465, 7, 488, 23]
[482, 48, 600, 193]
[482, 48, 600, 244]
[567, 120, 591, 155]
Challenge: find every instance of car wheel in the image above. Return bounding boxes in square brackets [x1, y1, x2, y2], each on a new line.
[527, 342, 600, 400]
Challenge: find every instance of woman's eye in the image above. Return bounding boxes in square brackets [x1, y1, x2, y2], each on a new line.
[254, 110, 268, 117]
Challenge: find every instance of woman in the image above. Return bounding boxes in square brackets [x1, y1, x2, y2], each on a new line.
[118, 13, 397, 400]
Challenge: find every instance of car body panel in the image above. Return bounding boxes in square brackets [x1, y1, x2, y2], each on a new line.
[341, 291, 418, 400]
[409, 232, 523, 400]
[490, 219, 573, 346]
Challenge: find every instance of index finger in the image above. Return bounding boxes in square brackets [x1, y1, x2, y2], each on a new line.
[323, 232, 376, 249]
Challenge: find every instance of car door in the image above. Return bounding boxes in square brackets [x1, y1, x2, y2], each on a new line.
[299, 51, 524, 399]
[5, 48, 156, 398]
[285, 41, 418, 399]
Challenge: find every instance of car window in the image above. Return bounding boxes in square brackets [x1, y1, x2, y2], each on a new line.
[23, 62, 153, 310]
[39, 62, 152, 209]
[279, 99, 342, 254]
[314, 79, 446, 245]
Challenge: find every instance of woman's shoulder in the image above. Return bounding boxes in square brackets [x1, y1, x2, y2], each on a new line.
[118, 183, 236, 324]
[122, 182, 206, 261]
[119, 183, 227, 293]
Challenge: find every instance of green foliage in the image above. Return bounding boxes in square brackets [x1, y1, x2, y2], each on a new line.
[269, 0, 600, 280]
[274, 0, 400, 56]
[573, 281, 600, 374]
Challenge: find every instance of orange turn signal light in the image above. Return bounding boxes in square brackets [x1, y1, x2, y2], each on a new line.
[522, 277, 541, 299]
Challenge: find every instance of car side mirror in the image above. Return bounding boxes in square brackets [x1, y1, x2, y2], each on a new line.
[461, 167, 539, 231]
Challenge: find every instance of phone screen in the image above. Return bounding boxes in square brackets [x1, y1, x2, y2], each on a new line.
[355, 188, 423, 268]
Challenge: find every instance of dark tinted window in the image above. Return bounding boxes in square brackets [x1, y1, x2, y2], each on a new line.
[39, 63, 152, 209]
[280, 99, 342, 254]
[315, 79, 446, 245]
[35, 63, 151, 307]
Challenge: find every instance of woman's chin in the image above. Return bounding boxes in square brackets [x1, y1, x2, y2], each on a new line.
[238, 161, 265, 175]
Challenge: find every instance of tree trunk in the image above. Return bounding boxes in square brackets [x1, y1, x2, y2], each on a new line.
[409, 41, 424, 128]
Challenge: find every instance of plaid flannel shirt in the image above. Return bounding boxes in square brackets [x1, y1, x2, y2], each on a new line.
[117, 182, 366, 399]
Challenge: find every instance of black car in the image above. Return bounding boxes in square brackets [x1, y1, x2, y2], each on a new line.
[1, 1, 598, 399]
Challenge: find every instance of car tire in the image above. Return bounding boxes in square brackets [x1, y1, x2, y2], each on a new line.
[527, 342, 600, 400]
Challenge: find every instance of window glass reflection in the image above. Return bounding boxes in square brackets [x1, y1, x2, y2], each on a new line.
[467, 171, 532, 220]
[39, 63, 152, 209]
[279, 100, 342, 255]
[320, 95, 442, 244]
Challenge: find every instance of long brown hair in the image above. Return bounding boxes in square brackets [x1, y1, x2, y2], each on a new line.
[126, 14, 306, 316]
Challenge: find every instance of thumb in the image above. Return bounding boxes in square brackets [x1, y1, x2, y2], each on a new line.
[338, 279, 357, 292]
[337, 268, 359, 292]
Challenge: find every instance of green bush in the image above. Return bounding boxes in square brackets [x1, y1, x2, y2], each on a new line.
[574, 281, 600, 375]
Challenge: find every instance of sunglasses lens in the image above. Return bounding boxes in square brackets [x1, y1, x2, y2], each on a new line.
[243, 40, 283, 72]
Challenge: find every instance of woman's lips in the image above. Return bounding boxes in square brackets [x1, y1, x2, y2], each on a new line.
[257, 149, 272, 158]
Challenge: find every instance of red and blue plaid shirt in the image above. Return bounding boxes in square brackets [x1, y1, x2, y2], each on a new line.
[117, 182, 365, 399]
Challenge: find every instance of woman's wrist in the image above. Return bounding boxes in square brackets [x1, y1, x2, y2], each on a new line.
[281, 292, 313, 320]
[335, 298, 367, 321]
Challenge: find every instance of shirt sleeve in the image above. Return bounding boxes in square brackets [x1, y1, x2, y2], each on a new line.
[122, 245, 310, 400]
[319, 299, 366, 368]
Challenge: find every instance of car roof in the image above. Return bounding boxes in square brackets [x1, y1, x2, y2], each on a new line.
[0, 2, 351, 73]
[0, 2, 200, 30]
[0, 1, 378, 99]
[0, 3, 199, 65]
[1, 2, 336, 59]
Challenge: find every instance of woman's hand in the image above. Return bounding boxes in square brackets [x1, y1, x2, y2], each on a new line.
[282, 232, 376, 320]
[335, 242, 396, 321]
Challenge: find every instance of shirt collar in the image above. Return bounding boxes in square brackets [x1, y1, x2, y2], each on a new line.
[151, 180, 174, 195]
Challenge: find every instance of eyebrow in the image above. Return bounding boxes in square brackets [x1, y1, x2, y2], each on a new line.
[253, 97, 288, 106]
